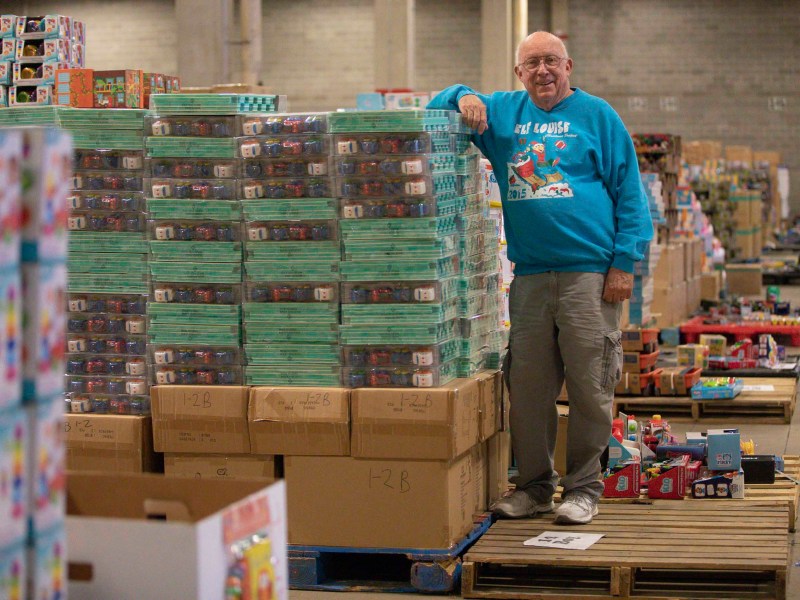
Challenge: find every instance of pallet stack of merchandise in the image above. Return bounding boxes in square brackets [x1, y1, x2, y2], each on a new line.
[633, 133, 681, 239]
[237, 111, 340, 387]
[62, 108, 151, 422]
[0, 127, 71, 600]
[628, 173, 666, 327]
[329, 108, 478, 389]
[144, 95, 287, 391]
[0, 14, 84, 108]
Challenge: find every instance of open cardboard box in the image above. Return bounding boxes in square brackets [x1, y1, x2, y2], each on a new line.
[66, 472, 287, 599]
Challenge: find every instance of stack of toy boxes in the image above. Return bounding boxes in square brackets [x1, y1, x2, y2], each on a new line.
[629, 173, 665, 327]
[0, 128, 71, 599]
[0, 14, 85, 108]
[618, 328, 660, 395]
[143, 94, 286, 388]
[455, 147, 505, 377]
[237, 112, 340, 386]
[63, 109, 151, 416]
[328, 110, 473, 389]
[54, 69, 180, 109]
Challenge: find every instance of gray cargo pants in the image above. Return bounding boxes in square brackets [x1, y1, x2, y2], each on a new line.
[508, 271, 622, 502]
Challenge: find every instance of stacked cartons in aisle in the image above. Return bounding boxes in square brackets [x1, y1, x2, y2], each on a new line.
[237, 112, 340, 387]
[0, 128, 70, 600]
[0, 14, 84, 108]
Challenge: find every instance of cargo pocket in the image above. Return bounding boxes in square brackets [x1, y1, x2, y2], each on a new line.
[600, 330, 622, 394]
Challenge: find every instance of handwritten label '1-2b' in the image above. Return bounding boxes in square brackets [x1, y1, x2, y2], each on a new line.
[369, 468, 410, 493]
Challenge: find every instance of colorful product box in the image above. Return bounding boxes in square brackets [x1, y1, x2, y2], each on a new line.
[15, 15, 71, 39]
[706, 428, 741, 470]
[0, 15, 16, 38]
[677, 344, 708, 368]
[690, 377, 743, 400]
[685, 431, 706, 446]
[72, 20, 85, 45]
[93, 69, 143, 109]
[0, 541, 26, 600]
[645, 457, 687, 499]
[14, 38, 70, 63]
[12, 61, 68, 86]
[603, 460, 640, 498]
[22, 262, 67, 403]
[0, 270, 22, 410]
[20, 128, 72, 261]
[0, 128, 22, 268]
[0, 85, 6, 108]
[54, 67, 93, 107]
[607, 436, 635, 469]
[0, 62, 10, 85]
[691, 470, 745, 499]
[698, 334, 726, 357]
[8, 84, 52, 106]
[28, 524, 66, 600]
[1, 39, 14, 61]
[27, 399, 65, 533]
[0, 407, 28, 547]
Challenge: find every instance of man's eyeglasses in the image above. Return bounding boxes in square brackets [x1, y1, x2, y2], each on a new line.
[517, 55, 567, 72]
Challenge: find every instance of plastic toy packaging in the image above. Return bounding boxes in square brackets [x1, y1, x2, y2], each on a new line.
[241, 157, 330, 178]
[690, 377, 744, 400]
[147, 157, 240, 179]
[147, 115, 237, 137]
[12, 61, 67, 85]
[149, 220, 242, 242]
[75, 150, 145, 172]
[239, 177, 329, 199]
[15, 15, 72, 38]
[14, 37, 70, 62]
[245, 220, 337, 242]
[342, 279, 454, 304]
[246, 282, 338, 303]
[72, 172, 143, 192]
[66, 392, 150, 414]
[342, 340, 459, 367]
[343, 360, 456, 388]
[332, 133, 432, 156]
[238, 112, 328, 136]
[65, 375, 147, 398]
[238, 135, 331, 159]
[225, 533, 278, 600]
[151, 282, 240, 304]
[153, 364, 242, 385]
[336, 175, 434, 198]
[67, 211, 145, 232]
[340, 197, 438, 219]
[334, 155, 432, 177]
[150, 344, 241, 367]
[66, 333, 147, 356]
[66, 353, 146, 377]
[67, 191, 145, 213]
[147, 178, 237, 200]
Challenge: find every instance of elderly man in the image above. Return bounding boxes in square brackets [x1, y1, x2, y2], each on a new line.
[428, 31, 653, 524]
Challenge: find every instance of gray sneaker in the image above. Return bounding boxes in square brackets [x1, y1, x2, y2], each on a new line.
[491, 490, 555, 519]
[554, 492, 599, 524]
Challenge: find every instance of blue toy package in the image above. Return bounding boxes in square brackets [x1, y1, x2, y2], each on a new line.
[690, 377, 744, 400]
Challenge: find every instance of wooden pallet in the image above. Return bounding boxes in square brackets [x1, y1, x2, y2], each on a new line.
[287, 513, 491, 593]
[614, 377, 797, 423]
[462, 503, 789, 599]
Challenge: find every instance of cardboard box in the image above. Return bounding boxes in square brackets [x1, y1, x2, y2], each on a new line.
[603, 461, 640, 498]
[699, 334, 727, 356]
[725, 144, 753, 166]
[653, 243, 685, 288]
[691, 470, 745, 499]
[54, 67, 93, 107]
[475, 370, 501, 441]
[683, 140, 722, 164]
[164, 454, 278, 480]
[486, 431, 510, 505]
[65, 415, 159, 473]
[725, 264, 762, 296]
[66, 473, 288, 599]
[674, 281, 688, 322]
[285, 446, 483, 549]
[351, 377, 479, 460]
[707, 429, 741, 470]
[656, 367, 702, 396]
[700, 271, 721, 301]
[151, 386, 250, 454]
[686, 275, 701, 316]
[248, 387, 349, 456]
[651, 285, 674, 328]
[93, 69, 143, 108]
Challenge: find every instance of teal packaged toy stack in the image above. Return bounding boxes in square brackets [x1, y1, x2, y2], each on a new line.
[332, 110, 479, 388]
[64, 109, 151, 416]
[0, 14, 85, 108]
[0, 127, 70, 600]
[143, 103, 266, 388]
[237, 112, 341, 386]
[455, 149, 506, 377]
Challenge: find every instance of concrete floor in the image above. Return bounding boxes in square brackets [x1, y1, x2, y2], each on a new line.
[292, 283, 800, 599]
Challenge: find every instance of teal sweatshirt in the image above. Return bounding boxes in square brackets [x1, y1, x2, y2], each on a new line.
[427, 86, 653, 275]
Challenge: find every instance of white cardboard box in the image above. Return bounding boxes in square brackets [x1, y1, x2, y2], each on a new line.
[66, 473, 287, 600]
